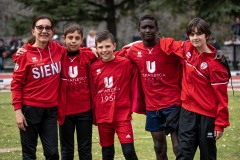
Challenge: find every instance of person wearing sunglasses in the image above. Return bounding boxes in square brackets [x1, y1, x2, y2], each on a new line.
[11, 15, 65, 160]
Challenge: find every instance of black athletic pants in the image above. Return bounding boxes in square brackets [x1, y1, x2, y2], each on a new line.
[20, 106, 59, 160]
[59, 110, 93, 160]
[177, 107, 216, 160]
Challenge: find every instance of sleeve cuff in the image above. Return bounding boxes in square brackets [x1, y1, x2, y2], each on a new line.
[14, 103, 22, 110]
[214, 125, 224, 132]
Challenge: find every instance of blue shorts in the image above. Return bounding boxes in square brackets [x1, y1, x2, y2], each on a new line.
[145, 105, 179, 132]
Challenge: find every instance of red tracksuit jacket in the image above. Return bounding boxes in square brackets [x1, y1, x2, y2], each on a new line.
[11, 41, 65, 110]
[161, 38, 230, 132]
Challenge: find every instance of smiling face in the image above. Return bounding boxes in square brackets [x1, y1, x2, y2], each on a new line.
[186, 18, 211, 52]
[62, 31, 83, 52]
[189, 27, 208, 50]
[32, 19, 53, 47]
[96, 38, 116, 62]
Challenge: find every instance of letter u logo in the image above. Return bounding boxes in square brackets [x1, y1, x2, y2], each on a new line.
[68, 66, 78, 78]
[104, 76, 113, 88]
[146, 61, 156, 73]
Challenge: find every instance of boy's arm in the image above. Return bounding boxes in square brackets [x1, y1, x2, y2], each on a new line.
[81, 47, 99, 59]
[58, 51, 67, 125]
[159, 37, 185, 58]
[115, 41, 142, 57]
[89, 65, 97, 125]
[130, 62, 146, 114]
[210, 65, 230, 135]
[114, 48, 128, 57]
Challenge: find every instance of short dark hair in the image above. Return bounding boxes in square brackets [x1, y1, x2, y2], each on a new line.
[186, 17, 211, 38]
[95, 30, 115, 46]
[63, 23, 84, 37]
[138, 15, 158, 29]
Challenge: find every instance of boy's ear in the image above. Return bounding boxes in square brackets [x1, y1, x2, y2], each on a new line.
[113, 43, 117, 50]
[62, 35, 66, 41]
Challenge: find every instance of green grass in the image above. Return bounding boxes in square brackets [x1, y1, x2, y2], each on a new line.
[0, 92, 239, 159]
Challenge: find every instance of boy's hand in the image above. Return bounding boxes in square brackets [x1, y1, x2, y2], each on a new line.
[90, 47, 99, 58]
[214, 130, 223, 140]
[214, 50, 226, 63]
[16, 48, 27, 56]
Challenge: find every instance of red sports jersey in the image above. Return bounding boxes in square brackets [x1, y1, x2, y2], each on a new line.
[161, 39, 230, 132]
[58, 48, 95, 123]
[11, 41, 65, 110]
[90, 56, 139, 124]
[126, 40, 182, 111]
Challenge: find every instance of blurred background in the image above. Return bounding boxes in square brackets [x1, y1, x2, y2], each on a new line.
[0, 1, 240, 159]
[0, 0, 240, 72]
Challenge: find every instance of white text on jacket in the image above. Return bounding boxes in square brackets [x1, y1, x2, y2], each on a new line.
[32, 61, 61, 79]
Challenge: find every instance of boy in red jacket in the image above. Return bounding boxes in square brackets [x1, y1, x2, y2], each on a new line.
[90, 30, 139, 160]
[160, 17, 230, 160]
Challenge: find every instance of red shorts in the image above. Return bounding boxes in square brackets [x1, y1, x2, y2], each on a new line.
[98, 121, 134, 147]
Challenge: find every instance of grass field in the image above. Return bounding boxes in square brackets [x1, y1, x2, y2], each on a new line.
[0, 91, 239, 160]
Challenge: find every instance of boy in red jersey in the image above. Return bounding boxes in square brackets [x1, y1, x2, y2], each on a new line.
[117, 15, 182, 160]
[11, 15, 65, 160]
[90, 30, 138, 160]
[58, 23, 96, 160]
[159, 18, 230, 160]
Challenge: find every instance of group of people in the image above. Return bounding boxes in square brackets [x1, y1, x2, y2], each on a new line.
[11, 14, 230, 160]
[0, 36, 24, 72]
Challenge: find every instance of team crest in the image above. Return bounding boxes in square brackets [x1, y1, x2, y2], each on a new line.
[186, 52, 191, 58]
[104, 76, 113, 88]
[68, 66, 78, 78]
[200, 62, 208, 69]
[14, 63, 19, 71]
[146, 61, 156, 73]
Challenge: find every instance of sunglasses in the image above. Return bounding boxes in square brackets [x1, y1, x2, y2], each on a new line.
[35, 25, 53, 32]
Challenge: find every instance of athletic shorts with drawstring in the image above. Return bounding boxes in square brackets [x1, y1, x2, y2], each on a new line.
[145, 105, 181, 134]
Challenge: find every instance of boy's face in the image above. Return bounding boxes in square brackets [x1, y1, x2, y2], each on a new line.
[189, 27, 208, 50]
[96, 38, 116, 62]
[138, 19, 158, 42]
[62, 31, 83, 52]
